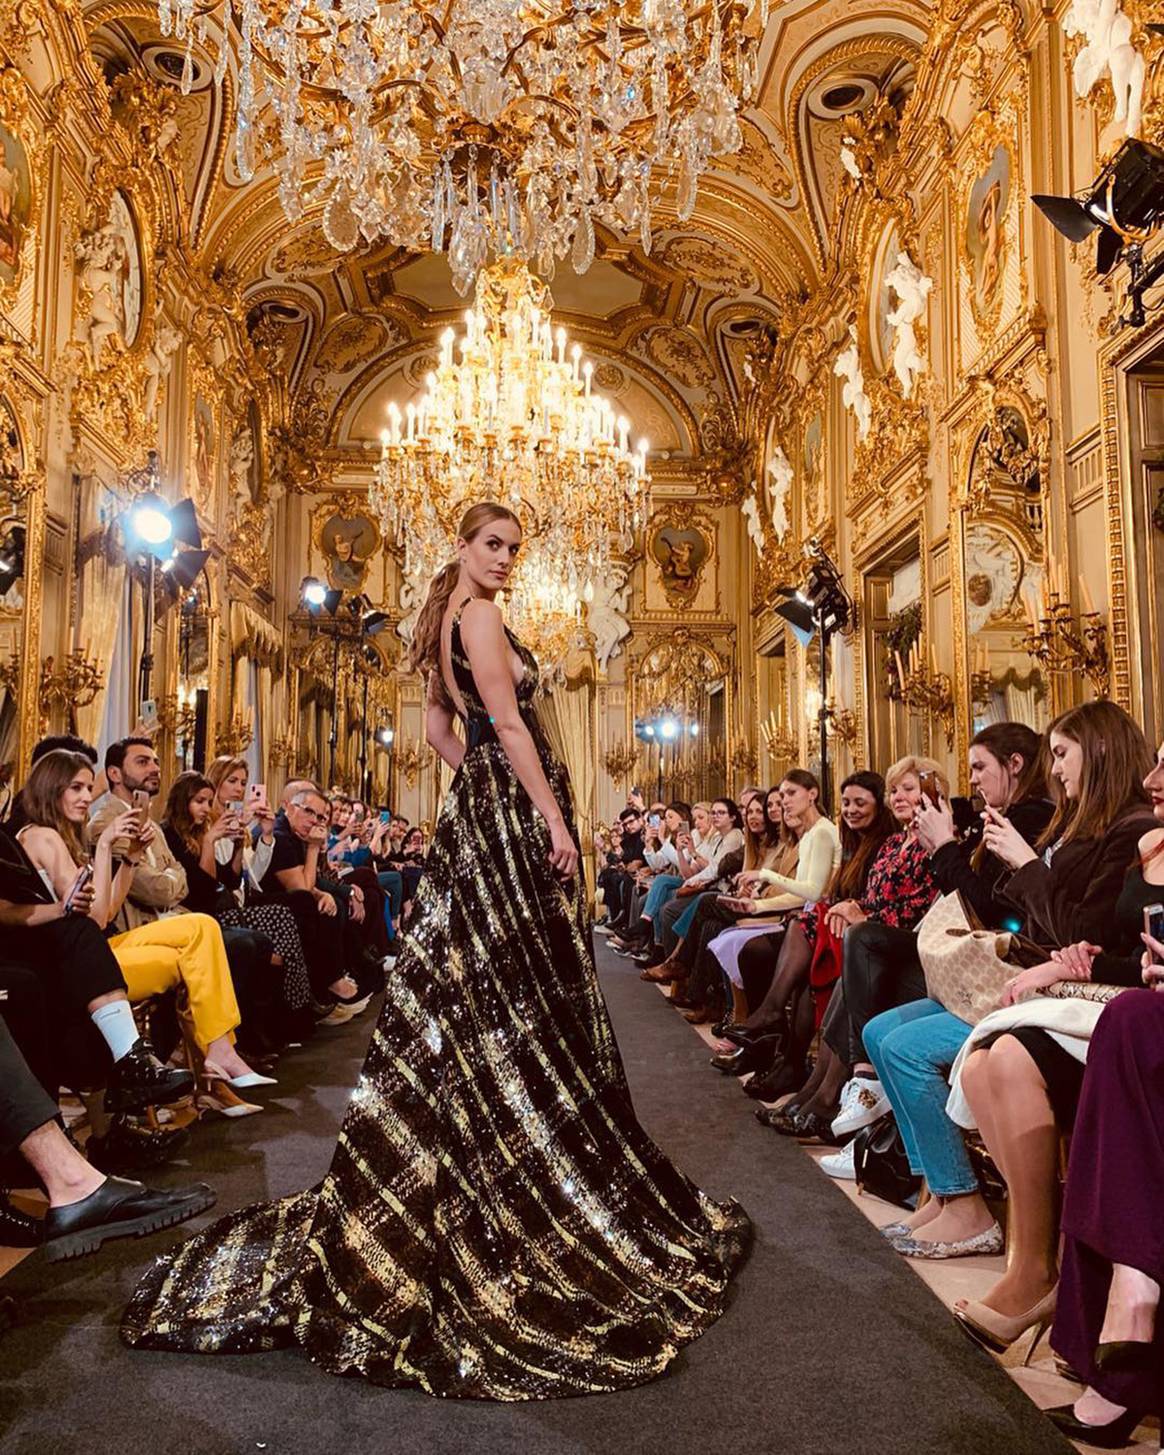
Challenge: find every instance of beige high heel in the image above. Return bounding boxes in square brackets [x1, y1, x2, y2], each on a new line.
[197, 1075, 263, 1119]
[953, 1285, 1058, 1364]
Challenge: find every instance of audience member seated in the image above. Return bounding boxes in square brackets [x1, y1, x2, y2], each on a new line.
[664, 781, 811, 1027]
[749, 758, 942, 1162]
[0, 836, 195, 1180]
[18, 748, 271, 1124]
[1047, 908, 1164, 1443]
[161, 768, 312, 1049]
[596, 805, 647, 934]
[615, 802, 711, 954]
[651, 797, 745, 966]
[609, 801, 692, 956]
[945, 706, 1158, 1360]
[858, 724, 1054, 1259]
[698, 773, 842, 1033]
[711, 772, 894, 1099]
[0, 1013, 213, 1260]
[254, 779, 373, 1024]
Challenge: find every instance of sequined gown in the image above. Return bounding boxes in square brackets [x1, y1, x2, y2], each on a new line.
[122, 609, 750, 1400]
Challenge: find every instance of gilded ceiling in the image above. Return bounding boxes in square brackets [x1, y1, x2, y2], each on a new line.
[70, 0, 939, 477]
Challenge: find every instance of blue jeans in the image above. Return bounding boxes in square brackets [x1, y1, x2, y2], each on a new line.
[643, 875, 682, 939]
[864, 999, 976, 1198]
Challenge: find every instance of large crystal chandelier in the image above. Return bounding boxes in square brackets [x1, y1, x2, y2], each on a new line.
[372, 255, 648, 660]
[160, 0, 766, 292]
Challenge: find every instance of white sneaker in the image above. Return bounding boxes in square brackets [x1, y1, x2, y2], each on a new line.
[831, 1076, 891, 1137]
[381, 954, 398, 971]
[820, 1138, 857, 1181]
[319, 1005, 357, 1027]
[594, 923, 614, 936]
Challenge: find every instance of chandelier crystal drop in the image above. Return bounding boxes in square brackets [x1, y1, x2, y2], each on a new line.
[372, 256, 649, 665]
[161, 0, 766, 293]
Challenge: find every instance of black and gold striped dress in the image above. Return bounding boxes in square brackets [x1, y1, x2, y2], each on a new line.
[121, 608, 750, 1400]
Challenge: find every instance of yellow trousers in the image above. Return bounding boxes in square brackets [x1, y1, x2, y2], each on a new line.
[109, 912, 239, 1052]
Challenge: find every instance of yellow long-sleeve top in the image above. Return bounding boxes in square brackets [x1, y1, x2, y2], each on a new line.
[749, 816, 841, 913]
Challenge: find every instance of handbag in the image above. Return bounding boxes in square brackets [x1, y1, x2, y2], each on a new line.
[917, 891, 1015, 1026]
[1044, 979, 1127, 1005]
[807, 902, 845, 1028]
[852, 1114, 922, 1210]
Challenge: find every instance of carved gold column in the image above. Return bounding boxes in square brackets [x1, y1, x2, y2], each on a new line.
[16, 478, 45, 780]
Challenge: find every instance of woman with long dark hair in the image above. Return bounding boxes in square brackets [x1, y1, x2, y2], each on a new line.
[857, 723, 1053, 1258]
[124, 501, 749, 1399]
[710, 771, 892, 1097]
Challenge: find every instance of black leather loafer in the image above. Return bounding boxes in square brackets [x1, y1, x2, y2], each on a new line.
[104, 1037, 195, 1114]
[42, 1177, 216, 1263]
[87, 1117, 190, 1174]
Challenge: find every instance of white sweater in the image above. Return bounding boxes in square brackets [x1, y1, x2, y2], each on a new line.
[751, 817, 841, 912]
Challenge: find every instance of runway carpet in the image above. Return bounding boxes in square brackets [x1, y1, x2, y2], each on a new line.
[0, 943, 1073, 1455]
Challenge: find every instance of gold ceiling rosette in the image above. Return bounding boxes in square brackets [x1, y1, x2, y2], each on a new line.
[158, 0, 765, 292]
[372, 255, 649, 675]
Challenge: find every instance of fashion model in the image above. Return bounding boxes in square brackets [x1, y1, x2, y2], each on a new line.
[122, 501, 749, 1401]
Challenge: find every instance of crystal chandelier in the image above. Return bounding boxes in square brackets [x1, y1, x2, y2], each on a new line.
[372, 256, 648, 634]
[161, 0, 766, 292]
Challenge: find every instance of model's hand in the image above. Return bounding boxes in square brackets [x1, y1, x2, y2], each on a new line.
[548, 819, 578, 880]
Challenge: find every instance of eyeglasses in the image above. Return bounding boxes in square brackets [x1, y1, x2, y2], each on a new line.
[296, 805, 327, 823]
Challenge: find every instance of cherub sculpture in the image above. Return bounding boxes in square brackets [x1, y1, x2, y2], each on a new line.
[1063, 0, 1145, 138]
[767, 445, 792, 540]
[885, 250, 933, 400]
[834, 328, 872, 441]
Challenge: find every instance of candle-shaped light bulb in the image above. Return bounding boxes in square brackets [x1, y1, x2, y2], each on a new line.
[583, 360, 593, 397]
[387, 400, 402, 445]
[617, 415, 629, 452]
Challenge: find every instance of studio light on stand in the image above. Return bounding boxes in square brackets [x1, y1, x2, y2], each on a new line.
[635, 710, 699, 800]
[301, 578, 391, 786]
[124, 453, 207, 720]
[1033, 139, 1164, 328]
[375, 722, 395, 807]
[774, 541, 853, 812]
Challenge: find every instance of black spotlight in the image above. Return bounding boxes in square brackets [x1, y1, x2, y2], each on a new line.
[1033, 140, 1164, 325]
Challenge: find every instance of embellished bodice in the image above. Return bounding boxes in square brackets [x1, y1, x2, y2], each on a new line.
[449, 604, 541, 750]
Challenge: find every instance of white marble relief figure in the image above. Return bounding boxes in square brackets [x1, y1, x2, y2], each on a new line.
[1063, 0, 1145, 139]
[143, 317, 181, 418]
[228, 427, 255, 509]
[834, 327, 872, 441]
[741, 494, 764, 558]
[766, 444, 792, 540]
[884, 250, 933, 400]
[585, 559, 632, 672]
[75, 224, 129, 368]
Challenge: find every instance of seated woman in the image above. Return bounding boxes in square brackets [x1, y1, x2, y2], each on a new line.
[647, 799, 746, 971]
[625, 802, 713, 960]
[16, 750, 268, 1105]
[859, 724, 1054, 1258]
[758, 759, 943, 1146]
[1046, 921, 1164, 1444]
[161, 770, 311, 1052]
[712, 771, 893, 1099]
[392, 826, 427, 919]
[950, 705, 1158, 1357]
[669, 778, 818, 1027]
[610, 801, 691, 955]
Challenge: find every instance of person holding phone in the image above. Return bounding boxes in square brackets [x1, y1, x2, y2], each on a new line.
[941, 707, 1159, 1376]
[20, 749, 267, 1109]
[163, 767, 312, 1050]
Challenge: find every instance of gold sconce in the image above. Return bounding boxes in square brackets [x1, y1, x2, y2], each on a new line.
[893, 644, 955, 748]
[602, 741, 640, 789]
[269, 730, 297, 768]
[154, 691, 198, 744]
[760, 711, 798, 764]
[39, 651, 105, 733]
[729, 740, 759, 782]
[1020, 572, 1110, 699]
[827, 704, 858, 749]
[970, 641, 993, 710]
[394, 736, 430, 790]
[217, 711, 254, 756]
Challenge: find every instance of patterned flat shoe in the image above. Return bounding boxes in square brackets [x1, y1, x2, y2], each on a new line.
[889, 1221, 1004, 1260]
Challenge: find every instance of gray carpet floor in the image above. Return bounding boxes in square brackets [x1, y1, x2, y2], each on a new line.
[0, 944, 1074, 1455]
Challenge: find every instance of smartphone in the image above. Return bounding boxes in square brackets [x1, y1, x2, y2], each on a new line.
[227, 800, 244, 815]
[63, 862, 94, 913]
[139, 698, 159, 732]
[648, 813, 661, 828]
[249, 783, 267, 807]
[918, 770, 940, 804]
[1145, 904, 1164, 962]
